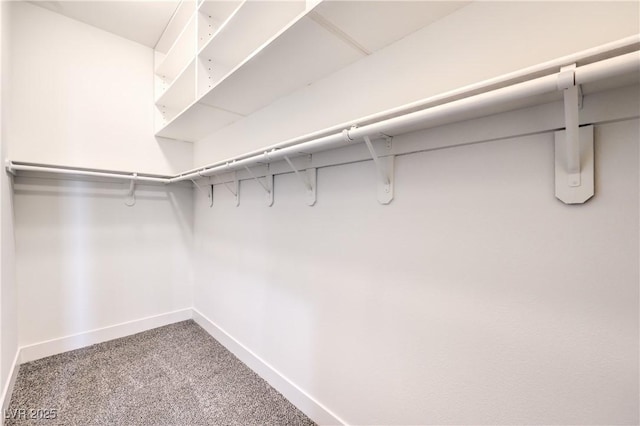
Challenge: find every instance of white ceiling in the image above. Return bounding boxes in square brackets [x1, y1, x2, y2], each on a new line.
[28, 1, 181, 48]
[28, 0, 472, 52]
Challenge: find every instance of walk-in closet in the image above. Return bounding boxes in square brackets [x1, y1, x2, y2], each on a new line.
[0, 1, 638, 424]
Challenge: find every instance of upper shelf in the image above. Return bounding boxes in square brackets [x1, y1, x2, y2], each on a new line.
[155, 15, 196, 80]
[155, 102, 244, 141]
[156, 0, 196, 55]
[155, 0, 472, 142]
[155, 59, 196, 122]
[199, 1, 305, 69]
[197, 0, 243, 52]
[199, 14, 364, 116]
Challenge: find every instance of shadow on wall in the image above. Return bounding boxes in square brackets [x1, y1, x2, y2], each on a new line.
[156, 136, 194, 175]
[13, 176, 195, 243]
[13, 176, 194, 344]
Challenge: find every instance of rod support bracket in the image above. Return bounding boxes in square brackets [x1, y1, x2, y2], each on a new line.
[555, 125, 594, 204]
[263, 149, 276, 163]
[304, 168, 317, 206]
[220, 172, 239, 206]
[244, 165, 273, 206]
[125, 173, 137, 207]
[191, 178, 213, 207]
[264, 171, 274, 207]
[555, 64, 593, 204]
[382, 134, 393, 150]
[284, 155, 316, 206]
[342, 125, 357, 142]
[233, 172, 240, 207]
[5, 159, 14, 175]
[363, 135, 394, 205]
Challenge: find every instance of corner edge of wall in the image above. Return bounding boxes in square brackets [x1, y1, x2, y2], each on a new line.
[1, 349, 20, 424]
[18, 308, 193, 364]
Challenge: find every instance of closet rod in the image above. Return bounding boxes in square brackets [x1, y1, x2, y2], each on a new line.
[170, 49, 639, 183]
[349, 51, 639, 140]
[174, 34, 640, 178]
[6, 163, 171, 184]
[6, 42, 639, 184]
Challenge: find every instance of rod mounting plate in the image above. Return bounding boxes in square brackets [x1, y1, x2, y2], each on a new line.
[306, 168, 317, 206]
[377, 156, 394, 205]
[265, 172, 274, 207]
[555, 125, 594, 204]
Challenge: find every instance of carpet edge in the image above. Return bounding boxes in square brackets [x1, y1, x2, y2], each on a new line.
[191, 307, 346, 426]
[19, 308, 193, 364]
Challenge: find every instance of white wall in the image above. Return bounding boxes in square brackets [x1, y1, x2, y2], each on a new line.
[8, 2, 192, 175]
[0, 0, 18, 407]
[7, 0, 196, 365]
[13, 178, 193, 348]
[194, 0, 640, 166]
[192, 87, 639, 424]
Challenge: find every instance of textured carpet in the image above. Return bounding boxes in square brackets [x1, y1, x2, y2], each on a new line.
[6, 320, 315, 426]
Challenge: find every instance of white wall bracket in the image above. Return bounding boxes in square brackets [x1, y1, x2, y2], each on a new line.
[125, 173, 137, 207]
[221, 172, 240, 207]
[244, 165, 274, 207]
[555, 63, 594, 204]
[283, 156, 317, 206]
[191, 178, 213, 207]
[363, 135, 394, 204]
[555, 125, 594, 204]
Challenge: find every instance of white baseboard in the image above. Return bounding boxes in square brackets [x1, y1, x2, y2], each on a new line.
[19, 308, 192, 363]
[1, 349, 20, 423]
[191, 308, 345, 426]
[9, 308, 344, 425]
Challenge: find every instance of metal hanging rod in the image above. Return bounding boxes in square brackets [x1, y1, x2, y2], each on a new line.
[173, 34, 640, 178]
[6, 40, 639, 187]
[5, 161, 171, 183]
[169, 49, 639, 183]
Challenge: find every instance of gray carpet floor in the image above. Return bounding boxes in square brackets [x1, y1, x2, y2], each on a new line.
[6, 320, 315, 426]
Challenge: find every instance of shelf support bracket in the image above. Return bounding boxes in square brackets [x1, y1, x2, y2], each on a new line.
[221, 172, 239, 207]
[284, 155, 316, 206]
[244, 165, 274, 207]
[363, 135, 394, 205]
[555, 64, 593, 204]
[125, 173, 137, 207]
[191, 177, 213, 207]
